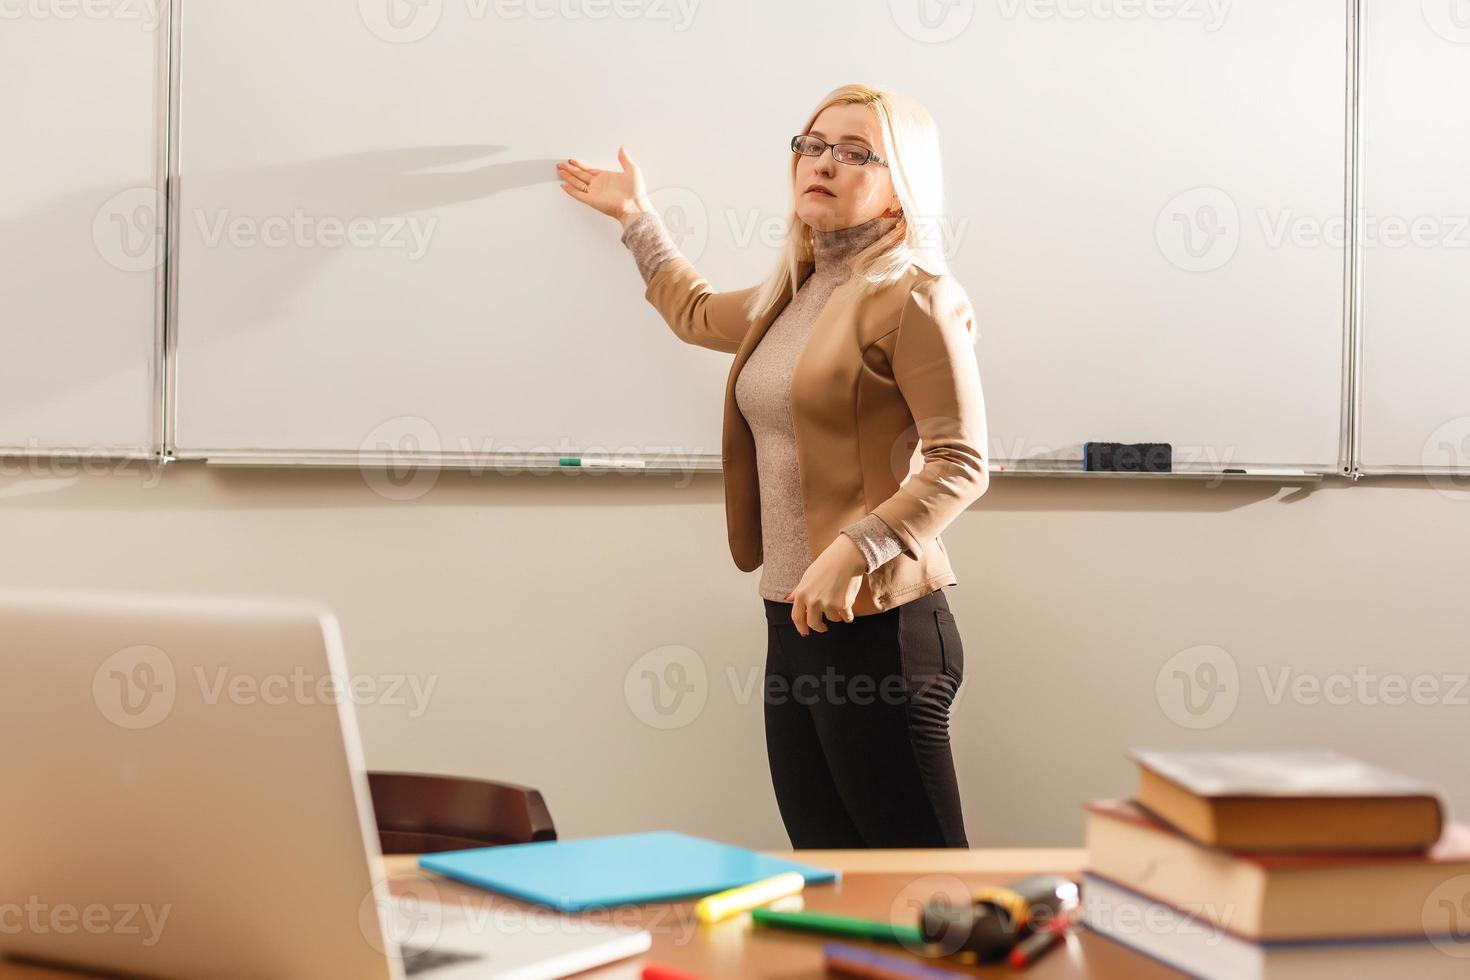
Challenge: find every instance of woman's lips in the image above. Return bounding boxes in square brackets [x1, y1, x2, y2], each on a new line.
[805, 188, 835, 197]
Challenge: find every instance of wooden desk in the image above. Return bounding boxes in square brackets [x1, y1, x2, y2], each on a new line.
[384, 848, 1181, 979]
[0, 850, 1183, 979]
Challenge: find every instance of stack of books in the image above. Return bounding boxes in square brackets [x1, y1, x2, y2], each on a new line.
[1081, 749, 1470, 978]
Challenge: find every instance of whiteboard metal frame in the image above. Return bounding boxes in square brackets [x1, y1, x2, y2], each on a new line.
[197, 451, 1323, 483]
[144, 0, 174, 460]
[1340, 0, 1364, 480]
[1347, 0, 1463, 477]
[200, 451, 719, 474]
[159, 0, 182, 464]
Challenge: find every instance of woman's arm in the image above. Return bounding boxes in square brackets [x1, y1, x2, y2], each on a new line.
[617, 211, 757, 354]
[865, 275, 990, 562]
[557, 149, 756, 354]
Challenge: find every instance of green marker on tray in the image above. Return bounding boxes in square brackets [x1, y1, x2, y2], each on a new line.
[558, 457, 646, 469]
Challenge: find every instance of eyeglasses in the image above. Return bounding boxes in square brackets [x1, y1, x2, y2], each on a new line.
[791, 134, 888, 168]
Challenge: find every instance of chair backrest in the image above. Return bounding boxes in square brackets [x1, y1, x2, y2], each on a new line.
[367, 772, 557, 854]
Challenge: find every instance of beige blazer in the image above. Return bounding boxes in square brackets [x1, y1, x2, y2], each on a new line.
[642, 249, 989, 617]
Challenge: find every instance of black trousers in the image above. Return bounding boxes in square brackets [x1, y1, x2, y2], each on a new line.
[762, 587, 969, 849]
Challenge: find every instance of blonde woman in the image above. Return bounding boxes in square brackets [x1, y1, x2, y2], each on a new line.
[557, 85, 988, 848]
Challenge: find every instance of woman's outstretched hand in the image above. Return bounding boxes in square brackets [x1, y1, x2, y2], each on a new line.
[557, 146, 654, 226]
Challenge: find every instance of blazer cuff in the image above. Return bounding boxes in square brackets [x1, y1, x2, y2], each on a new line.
[840, 513, 907, 574]
[619, 210, 681, 285]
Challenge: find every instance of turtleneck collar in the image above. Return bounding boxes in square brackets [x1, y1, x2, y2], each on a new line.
[810, 213, 901, 275]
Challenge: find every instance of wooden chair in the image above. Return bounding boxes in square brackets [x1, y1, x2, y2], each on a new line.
[366, 772, 556, 855]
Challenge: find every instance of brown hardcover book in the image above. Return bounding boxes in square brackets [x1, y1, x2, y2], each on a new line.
[1130, 749, 1444, 851]
[1085, 798, 1470, 942]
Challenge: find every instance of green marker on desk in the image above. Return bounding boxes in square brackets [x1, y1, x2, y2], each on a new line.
[558, 456, 646, 469]
[750, 907, 926, 947]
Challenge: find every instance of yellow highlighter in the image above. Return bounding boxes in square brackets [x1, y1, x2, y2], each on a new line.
[695, 871, 807, 924]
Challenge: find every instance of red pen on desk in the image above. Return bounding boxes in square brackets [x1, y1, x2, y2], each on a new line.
[1007, 914, 1072, 969]
[641, 963, 704, 980]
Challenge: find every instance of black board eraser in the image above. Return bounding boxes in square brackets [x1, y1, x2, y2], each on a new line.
[1083, 442, 1172, 473]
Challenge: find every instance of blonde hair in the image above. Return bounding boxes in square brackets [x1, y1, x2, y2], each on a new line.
[744, 84, 949, 323]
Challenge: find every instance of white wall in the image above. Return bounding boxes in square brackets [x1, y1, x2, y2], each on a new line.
[2, 461, 1463, 848]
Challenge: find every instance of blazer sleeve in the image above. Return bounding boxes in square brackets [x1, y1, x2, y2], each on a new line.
[638, 256, 759, 355]
[868, 275, 990, 562]
[840, 512, 907, 573]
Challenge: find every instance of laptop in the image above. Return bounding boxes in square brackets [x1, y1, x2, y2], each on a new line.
[0, 587, 651, 979]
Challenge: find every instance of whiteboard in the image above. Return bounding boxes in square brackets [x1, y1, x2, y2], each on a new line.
[1356, 0, 1470, 474]
[173, 0, 1349, 472]
[0, 3, 165, 457]
[964, 0, 1349, 472]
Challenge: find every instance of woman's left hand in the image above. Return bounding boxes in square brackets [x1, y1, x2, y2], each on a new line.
[786, 536, 868, 636]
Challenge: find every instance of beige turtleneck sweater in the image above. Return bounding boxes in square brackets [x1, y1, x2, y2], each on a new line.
[620, 210, 906, 601]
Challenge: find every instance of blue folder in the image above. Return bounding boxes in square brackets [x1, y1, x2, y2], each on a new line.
[418, 830, 840, 913]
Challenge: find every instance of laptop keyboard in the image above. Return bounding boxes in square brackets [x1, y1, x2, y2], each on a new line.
[400, 944, 482, 975]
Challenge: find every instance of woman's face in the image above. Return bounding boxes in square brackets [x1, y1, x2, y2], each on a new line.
[793, 104, 897, 233]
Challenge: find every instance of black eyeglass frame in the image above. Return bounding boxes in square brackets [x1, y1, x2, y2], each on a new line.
[790, 134, 888, 168]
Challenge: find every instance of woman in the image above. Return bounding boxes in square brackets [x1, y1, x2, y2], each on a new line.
[556, 84, 988, 849]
